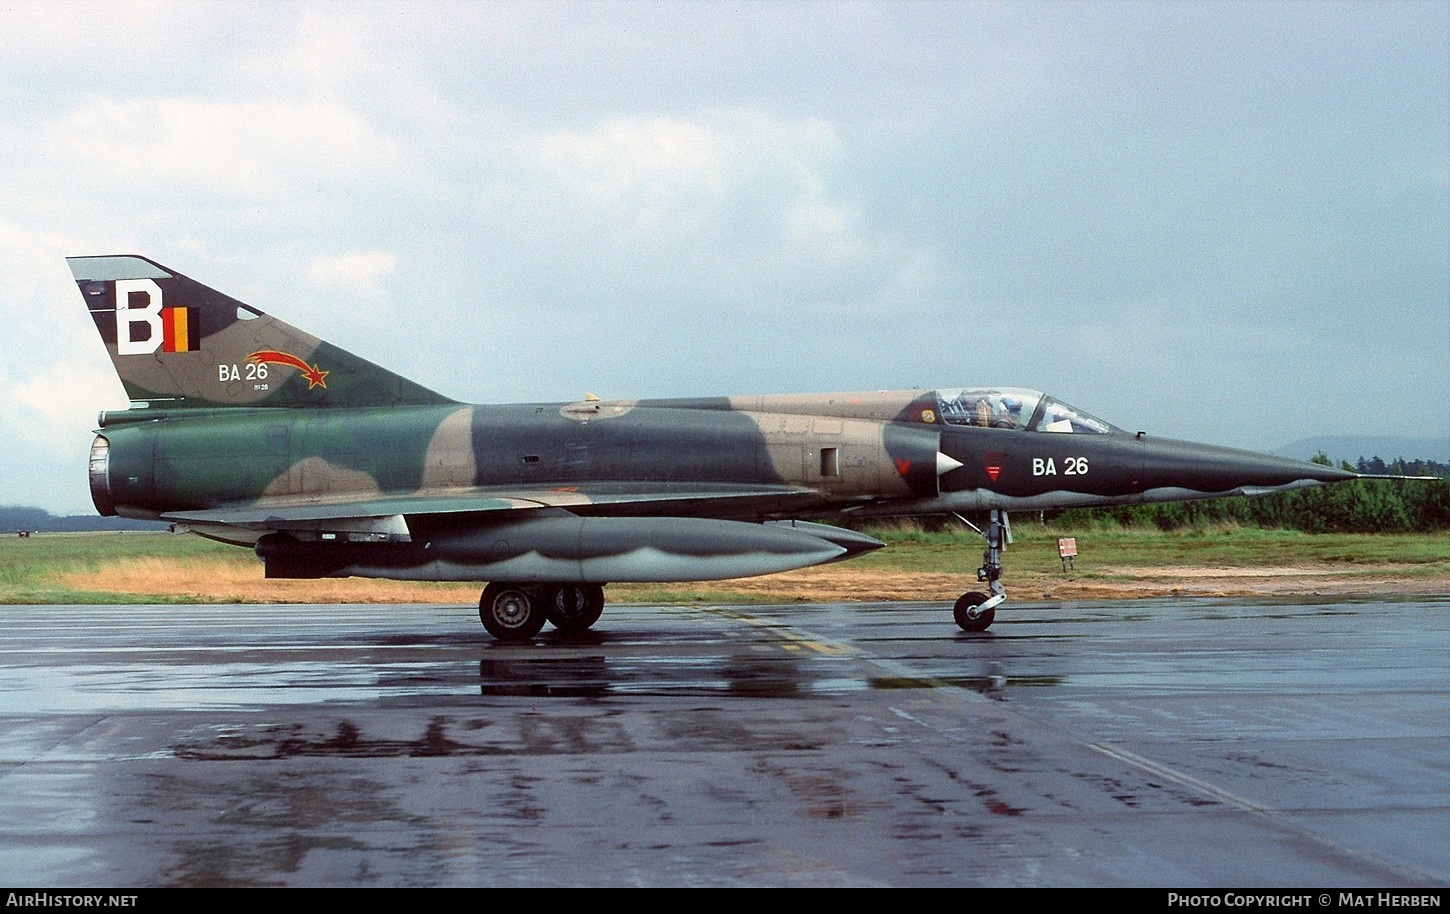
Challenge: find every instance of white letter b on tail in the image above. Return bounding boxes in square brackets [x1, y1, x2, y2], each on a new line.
[115, 279, 163, 355]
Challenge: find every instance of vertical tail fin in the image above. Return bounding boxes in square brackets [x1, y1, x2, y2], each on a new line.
[68, 255, 456, 411]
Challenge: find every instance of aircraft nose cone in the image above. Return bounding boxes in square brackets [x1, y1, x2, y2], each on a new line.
[1140, 438, 1355, 494]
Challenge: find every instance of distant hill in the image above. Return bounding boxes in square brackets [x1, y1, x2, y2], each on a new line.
[1273, 435, 1450, 466]
[0, 506, 166, 534]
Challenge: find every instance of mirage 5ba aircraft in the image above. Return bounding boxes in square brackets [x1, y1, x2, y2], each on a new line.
[72, 254, 1360, 640]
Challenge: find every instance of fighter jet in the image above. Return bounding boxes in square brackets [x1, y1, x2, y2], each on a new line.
[71, 254, 1363, 640]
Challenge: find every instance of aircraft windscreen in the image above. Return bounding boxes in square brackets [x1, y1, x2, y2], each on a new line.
[1032, 396, 1121, 434]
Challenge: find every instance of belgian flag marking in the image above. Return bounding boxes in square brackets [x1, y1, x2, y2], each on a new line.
[161, 307, 200, 352]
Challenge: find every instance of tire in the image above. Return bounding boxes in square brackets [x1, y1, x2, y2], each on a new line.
[544, 583, 605, 633]
[479, 583, 547, 641]
[953, 592, 996, 632]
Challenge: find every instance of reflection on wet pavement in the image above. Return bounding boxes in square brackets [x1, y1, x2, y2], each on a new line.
[0, 597, 1444, 887]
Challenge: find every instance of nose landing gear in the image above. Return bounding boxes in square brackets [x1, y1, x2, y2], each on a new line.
[952, 509, 1009, 632]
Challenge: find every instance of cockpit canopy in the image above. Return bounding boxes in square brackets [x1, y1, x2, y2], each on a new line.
[934, 388, 1123, 435]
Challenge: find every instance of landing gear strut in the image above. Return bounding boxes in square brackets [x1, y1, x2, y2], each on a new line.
[951, 509, 1010, 632]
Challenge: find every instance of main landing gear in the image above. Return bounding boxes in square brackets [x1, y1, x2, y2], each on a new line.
[951, 509, 1010, 633]
[478, 582, 605, 642]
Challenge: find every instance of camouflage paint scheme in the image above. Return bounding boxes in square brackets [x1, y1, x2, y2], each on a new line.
[71, 255, 1358, 639]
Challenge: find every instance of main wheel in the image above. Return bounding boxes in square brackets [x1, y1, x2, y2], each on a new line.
[479, 583, 547, 641]
[953, 591, 996, 632]
[544, 583, 605, 633]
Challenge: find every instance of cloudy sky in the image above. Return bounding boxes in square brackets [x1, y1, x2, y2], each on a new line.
[2, 0, 1446, 515]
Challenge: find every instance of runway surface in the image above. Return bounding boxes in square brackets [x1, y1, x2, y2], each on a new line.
[0, 596, 1445, 888]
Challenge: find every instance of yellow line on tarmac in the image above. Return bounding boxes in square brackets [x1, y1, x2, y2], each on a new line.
[709, 608, 859, 656]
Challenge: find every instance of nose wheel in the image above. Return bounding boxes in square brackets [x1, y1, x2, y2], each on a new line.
[953, 592, 997, 631]
[952, 509, 1010, 632]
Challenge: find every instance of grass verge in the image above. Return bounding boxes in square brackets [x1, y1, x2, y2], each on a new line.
[1, 525, 1447, 605]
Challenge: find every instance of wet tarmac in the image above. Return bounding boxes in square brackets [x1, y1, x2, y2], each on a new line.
[0, 596, 1445, 887]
